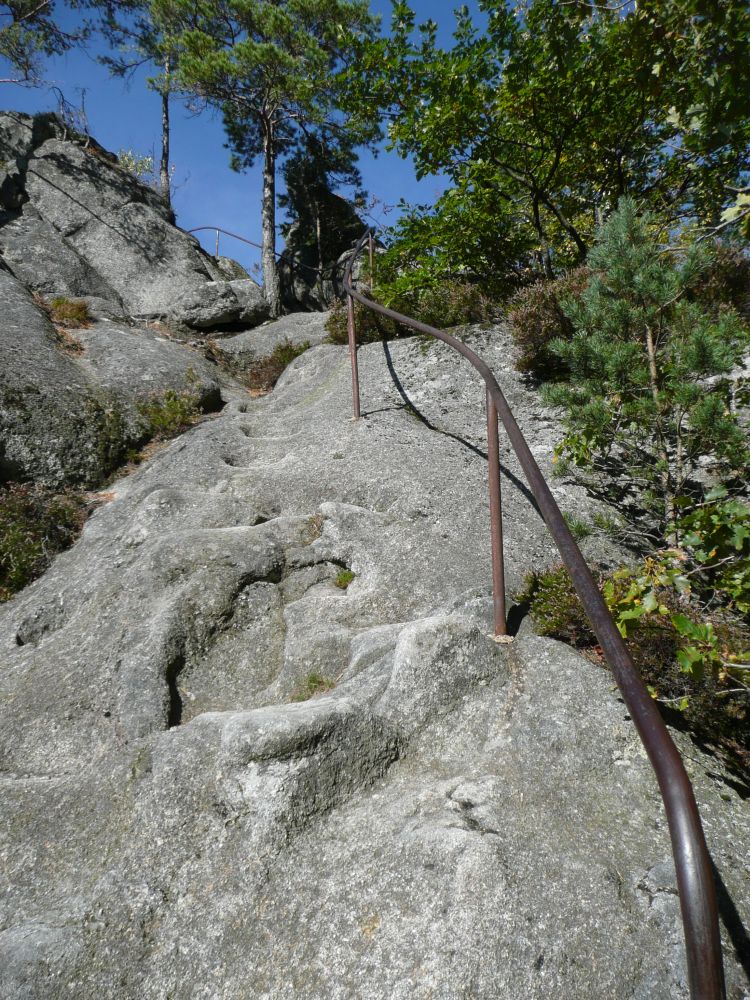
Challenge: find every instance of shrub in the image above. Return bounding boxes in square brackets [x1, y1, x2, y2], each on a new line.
[395, 280, 495, 329]
[515, 564, 593, 646]
[334, 568, 355, 589]
[137, 375, 203, 440]
[207, 339, 311, 391]
[325, 280, 495, 346]
[325, 298, 403, 345]
[48, 297, 93, 328]
[246, 340, 311, 391]
[116, 148, 155, 183]
[507, 266, 589, 378]
[0, 484, 88, 601]
[543, 200, 750, 542]
[518, 561, 750, 775]
[290, 671, 336, 701]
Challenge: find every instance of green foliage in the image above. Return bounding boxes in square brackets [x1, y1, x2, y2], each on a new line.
[48, 296, 92, 328]
[345, 0, 750, 285]
[543, 199, 750, 540]
[0, 483, 88, 601]
[334, 568, 354, 589]
[137, 374, 202, 439]
[0, 0, 87, 84]
[290, 671, 336, 701]
[373, 186, 536, 299]
[507, 268, 590, 378]
[116, 148, 155, 183]
[678, 488, 750, 615]
[520, 559, 750, 771]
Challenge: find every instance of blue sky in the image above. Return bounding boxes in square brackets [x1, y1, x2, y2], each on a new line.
[0, 1, 482, 274]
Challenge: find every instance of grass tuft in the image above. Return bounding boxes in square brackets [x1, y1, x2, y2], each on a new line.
[290, 671, 336, 702]
[334, 568, 355, 590]
[48, 297, 93, 329]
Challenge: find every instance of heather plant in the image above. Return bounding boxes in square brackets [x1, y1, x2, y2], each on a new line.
[325, 279, 494, 345]
[0, 484, 88, 601]
[507, 267, 589, 379]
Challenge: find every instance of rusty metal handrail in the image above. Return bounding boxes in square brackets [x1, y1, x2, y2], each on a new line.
[188, 225, 343, 278]
[343, 228, 725, 1000]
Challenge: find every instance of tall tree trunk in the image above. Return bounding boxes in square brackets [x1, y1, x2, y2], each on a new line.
[314, 198, 324, 302]
[160, 57, 171, 208]
[645, 323, 675, 541]
[261, 124, 281, 317]
[532, 194, 554, 279]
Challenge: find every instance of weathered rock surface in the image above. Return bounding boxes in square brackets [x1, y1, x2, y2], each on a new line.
[0, 264, 222, 487]
[212, 310, 331, 371]
[0, 112, 267, 330]
[1, 325, 747, 999]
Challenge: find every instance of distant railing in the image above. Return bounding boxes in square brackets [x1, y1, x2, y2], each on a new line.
[343, 228, 726, 1000]
[187, 225, 343, 278]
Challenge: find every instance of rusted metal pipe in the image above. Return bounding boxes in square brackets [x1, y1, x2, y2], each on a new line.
[342, 228, 725, 1000]
[346, 293, 361, 420]
[486, 389, 507, 636]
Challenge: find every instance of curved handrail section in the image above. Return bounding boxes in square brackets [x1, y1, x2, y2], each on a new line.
[343, 229, 725, 1000]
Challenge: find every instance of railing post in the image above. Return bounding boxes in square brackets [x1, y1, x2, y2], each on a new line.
[368, 231, 375, 283]
[347, 293, 361, 419]
[486, 388, 507, 636]
[215, 228, 220, 257]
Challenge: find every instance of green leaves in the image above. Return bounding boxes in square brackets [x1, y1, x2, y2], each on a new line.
[546, 198, 750, 541]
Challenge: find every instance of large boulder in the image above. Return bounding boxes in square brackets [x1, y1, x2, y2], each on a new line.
[0, 324, 747, 998]
[278, 192, 366, 311]
[168, 278, 270, 332]
[0, 265, 222, 487]
[0, 112, 267, 331]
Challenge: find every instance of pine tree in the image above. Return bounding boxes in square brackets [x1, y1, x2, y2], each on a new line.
[545, 198, 750, 543]
[0, 0, 87, 84]
[155, 0, 378, 316]
[97, 0, 178, 206]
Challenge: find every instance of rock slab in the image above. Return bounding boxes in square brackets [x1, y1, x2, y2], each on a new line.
[0, 326, 747, 998]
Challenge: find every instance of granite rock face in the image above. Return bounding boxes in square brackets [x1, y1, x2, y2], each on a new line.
[0, 111, 267, 330]
[211, 310, 331, 373]
[1, 325, 747, 999]
[0, 264, 222, 487]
